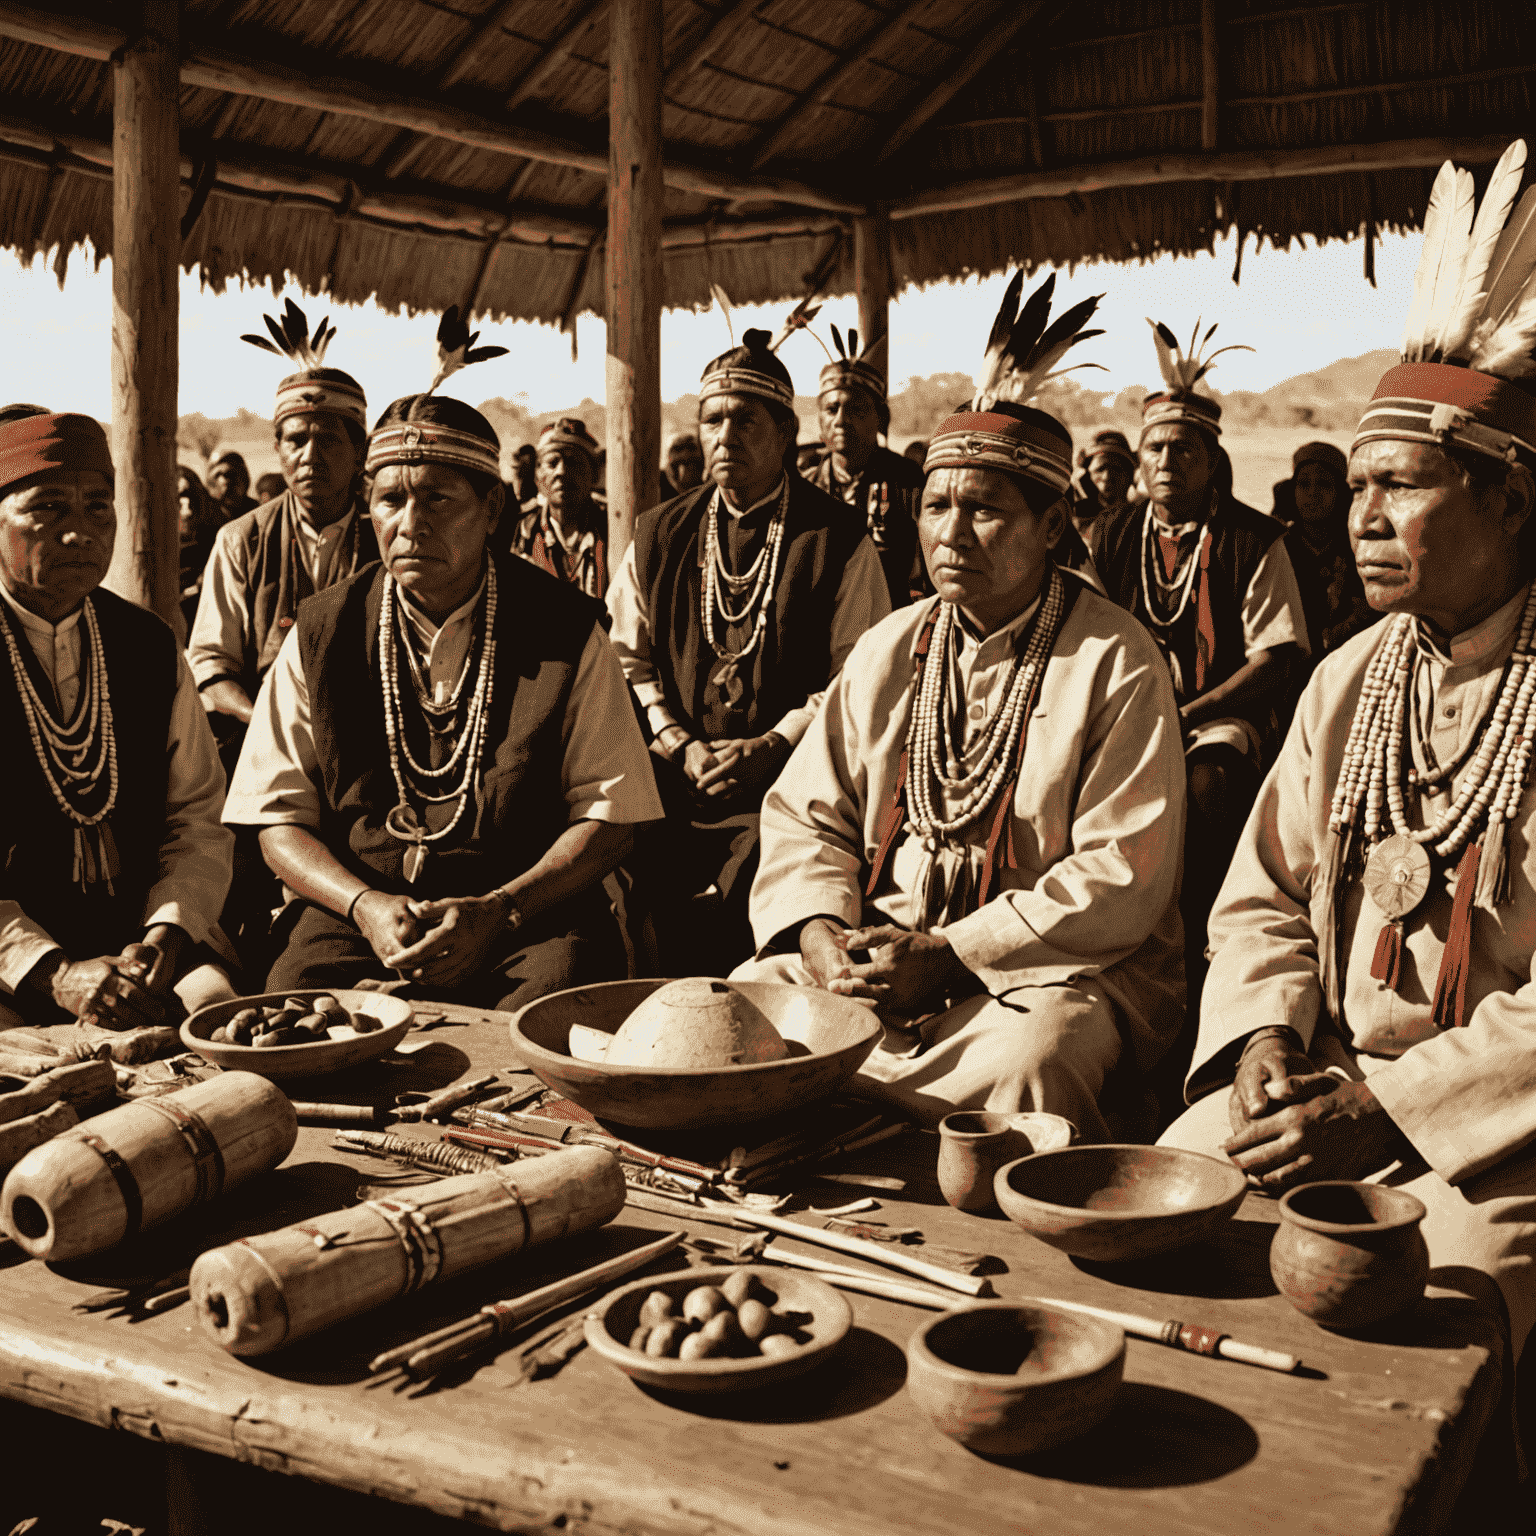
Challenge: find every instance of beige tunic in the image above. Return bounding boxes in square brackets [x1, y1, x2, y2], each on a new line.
[735, 578, 1187, 1127]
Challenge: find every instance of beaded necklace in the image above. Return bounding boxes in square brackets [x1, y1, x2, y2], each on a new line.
[701, 481, 789, 701]
[1138, 506, 1209, 630]
[379, 565, 498, 883]
[0, 595, 119, 891]
[1322, 585, 1536, 1027]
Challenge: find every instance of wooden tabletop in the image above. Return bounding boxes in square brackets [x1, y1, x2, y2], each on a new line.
[0, 1003, 1502, 1536]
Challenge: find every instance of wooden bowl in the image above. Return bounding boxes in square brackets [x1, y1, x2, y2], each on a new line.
[907, 1302, 1125, 1456]
[511, 980, 881, 1129]
[994, 1144, 1248, 1262]
[181, 990, 414, 1081]
[583, 1264, 852, 1394]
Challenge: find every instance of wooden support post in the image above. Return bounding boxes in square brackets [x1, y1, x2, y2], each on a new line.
[605, 0, 662, 575]
[107, 0, 181, 634]
[853, 213, 891, 388]
[1200, 0, 1219, 152]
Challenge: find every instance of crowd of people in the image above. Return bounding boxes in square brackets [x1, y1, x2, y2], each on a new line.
[8, 140, 1536, 1429]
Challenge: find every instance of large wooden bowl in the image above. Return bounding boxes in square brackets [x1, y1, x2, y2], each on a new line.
[584, 1264, 851, 1394]
[994, 1144, 1247, 1262]
[510, 980, 881, 1129]
[181, 990, 414, 1081]
[907, 1302, 1125, 1456]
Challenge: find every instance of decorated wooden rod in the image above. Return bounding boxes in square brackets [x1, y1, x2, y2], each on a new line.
[1, 1071, 298, 1262]
[1035, 1298, 1302, 1374]
[189, 1143, 625, 1356]
[0, 1058, 116, 1128]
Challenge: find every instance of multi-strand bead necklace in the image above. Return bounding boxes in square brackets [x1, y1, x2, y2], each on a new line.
[1323, 585, 1536, 1025]
[1, 596, 119, 891]
[700, 482, 788, 695]
[1138, 508, 1210, 630]
[379, 565, 498, 884]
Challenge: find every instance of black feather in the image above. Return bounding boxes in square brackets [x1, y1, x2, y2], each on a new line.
[437, 305, 471, 353]
[848, 328, 858, 359]
[264, 314, 292, 356]
[985, 269, 1025, 357]
[831, 324, 847, 359]
[241, 334, 283, 355]
[1029, 294, 1102, 361]
[1007, 274, 1058, 361]
[1155, 320, 1180, 350]
[282, 298, 308, 352]
[465, 346, 510, 363]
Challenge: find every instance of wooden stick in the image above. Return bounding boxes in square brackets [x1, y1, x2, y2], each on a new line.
[1035, 1298, 1301, 1374]
[762, 1243, 957, 1309]
[729, 1211, 991, 1297]
[369, 1228, 685, 1375]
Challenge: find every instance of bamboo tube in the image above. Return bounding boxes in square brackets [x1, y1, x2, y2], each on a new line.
[0, 1101, 78, 1178]
[0, 1071, 298, 1262]
[190, 1144, 625, 1356]
[0, 1059, 115, 1127]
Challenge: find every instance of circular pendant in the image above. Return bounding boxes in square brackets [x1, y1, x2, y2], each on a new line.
[386, 802, 420, 839]
[1364, 834, 1432, 921]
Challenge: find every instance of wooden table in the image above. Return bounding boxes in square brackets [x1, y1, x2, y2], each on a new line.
[0, 1003, 1505, 1535]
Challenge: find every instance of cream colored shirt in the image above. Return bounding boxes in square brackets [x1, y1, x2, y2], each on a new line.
[750, 577, 1188, 1071]
[605, 480, 892, 747]
[224, 579, 664, 831]
[0, 582, 233, 992]
[1191, 585, 1536, 1185]
[187, 501, 363, 692]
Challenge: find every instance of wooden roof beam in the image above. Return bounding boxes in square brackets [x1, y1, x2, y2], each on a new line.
[890, 134, 1515, 219]
[0, 1, 866, 214]
[662, 0, 759, 85]
[504, 0, 609, 111]
[873, 0, 1061, 166]
[747, 0, 929, 172]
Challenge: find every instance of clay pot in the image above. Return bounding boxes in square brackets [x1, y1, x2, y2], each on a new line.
[938, 1112, 1034, 1213]
[907, 1302, 1125, 1456]
[1270, 1180, 1429, 1330]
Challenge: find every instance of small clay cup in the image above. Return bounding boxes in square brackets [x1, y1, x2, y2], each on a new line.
[937, 1112, 1030, 1213]
[907, 1302, 1125, 1456]
[1270, 1180, 1429, 1330]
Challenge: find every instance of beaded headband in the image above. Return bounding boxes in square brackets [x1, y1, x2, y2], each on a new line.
[923, 409, 1073, 495]
[1141, 391, 1222, 440]
[818, 358, 886, 404]
[1352, 363, 1536, 463]
[698, 365, 795, 410]
[0, 412, 113, 495]
[537, 417, 599, 464]
[365, 420, 502, 479]
[274, 370, 368, 430]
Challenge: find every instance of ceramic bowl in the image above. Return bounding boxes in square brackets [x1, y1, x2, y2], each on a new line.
[584, 1264, 852, 1393]
[181, 989, 414, 1081]
[907, 1302, 1125, 1456]
[994, 1144, 1248, 1262]
[510, 979, 881, 1129]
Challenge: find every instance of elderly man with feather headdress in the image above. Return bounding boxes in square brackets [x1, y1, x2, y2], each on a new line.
[1162, 142, 1536, 1428]
[225, 314, 662, 1009]
[606, 308, 891, 971]
[1096, 320, 1311, 991]
[807, 324, 927, 609]
[730, 279, 1186, 1135]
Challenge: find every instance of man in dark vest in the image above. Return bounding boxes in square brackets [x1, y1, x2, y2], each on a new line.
[0, 407, 235, 1030]
[225, 394, 662, 1010]
[808, 336, 925, 609]
[505, 417, 607, 599]
[607, 329, 891, 971]
[1097, 338, 1309, 996]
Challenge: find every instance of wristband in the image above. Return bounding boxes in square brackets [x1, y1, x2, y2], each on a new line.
[660, 728, 692, 762]
[345, 889, 370, 925]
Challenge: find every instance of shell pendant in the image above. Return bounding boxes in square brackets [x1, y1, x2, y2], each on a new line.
[1363, 834, 1432, 921]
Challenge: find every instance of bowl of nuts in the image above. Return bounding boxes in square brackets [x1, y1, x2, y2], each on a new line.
[181, 989, 414, 1080]
[584, 1264, 852, 1393]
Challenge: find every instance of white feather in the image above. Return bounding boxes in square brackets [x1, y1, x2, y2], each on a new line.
[1401, 161, 1461, 361]
[1443, 140, 1528, 361]
[1482, 182, 1536, 331]
[1470, 281, 1536, 379]
[1420, 168, 1477, 360]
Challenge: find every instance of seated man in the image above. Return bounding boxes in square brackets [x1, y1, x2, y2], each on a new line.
[607, 329, 890, 970]
[1162, 143, 1536, 1411]
[732, 297, 1186, 1133]
[0, 407, 234, 1029]
[506, 416, 607, 598]
[226, 392, 662, 1012]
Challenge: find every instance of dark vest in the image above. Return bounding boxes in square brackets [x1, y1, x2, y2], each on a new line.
[811, 444, 925, 608]
[220, 491, 379, 697]
[632, 476, 869, 740]
[296, 554, 601, 900]
[1099, 495, 1287, 720]
[0, 589, 178, 957]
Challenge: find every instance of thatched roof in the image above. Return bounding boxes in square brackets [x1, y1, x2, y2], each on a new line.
[0, 0, 1531, 325]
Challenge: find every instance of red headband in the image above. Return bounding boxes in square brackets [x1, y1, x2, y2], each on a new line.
[0, 413, 113, 495]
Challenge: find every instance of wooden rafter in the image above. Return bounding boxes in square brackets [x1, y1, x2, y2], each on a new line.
[0, 1, 865, 214]
[871, 0, 1061, 166]
[1200, 0, 1219, 152]
[747, 0, 928, 172]
[662, 0, 758, 86]
[504, 0, 610, 112]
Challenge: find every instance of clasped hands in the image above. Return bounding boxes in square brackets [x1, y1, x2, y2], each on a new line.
[353, 889, 514, 987]
[799, 917, 963, 1023]
[661, 733, 787, 804]
[46, 924, 186, 1030]
[1223, 1030, 1408, 1192]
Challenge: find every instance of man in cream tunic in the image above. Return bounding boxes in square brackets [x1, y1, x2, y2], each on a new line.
[733, 399, 1185, 1135]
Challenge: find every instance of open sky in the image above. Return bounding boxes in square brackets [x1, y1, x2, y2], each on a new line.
[0, 227, 1416, 422]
